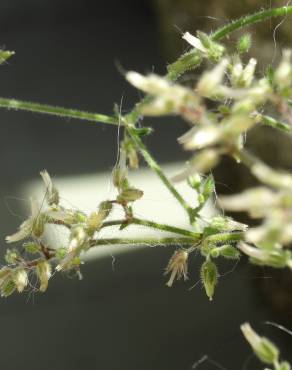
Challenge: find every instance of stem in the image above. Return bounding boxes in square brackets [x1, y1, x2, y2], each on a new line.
[258, 114, 292, 133]
[127, 127, 194, 222]
[90, 237, 198, 247]
[0, 6, 290, 123]
[205, 231, 244, 245]
[101, 217, 200, 239]
[211, 6, 292, 41]
[0, 97, 119, 126]
[167, 6, 292, 81]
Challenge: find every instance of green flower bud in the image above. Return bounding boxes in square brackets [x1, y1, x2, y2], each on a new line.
[236, 34, 252, 54]
[200, 259, 218, 301]
[5, 249, 20, 264]
[0, 279, 16, 297]
[0, 50, 15, 64]
[210, 245, 240, 259]
[201, 175, 215, 200]
[241, 323, 279, 365]
[86, 212, 103, 235]
[55, 247, 67, 260]
[32, 214, 46, 238]
[24, 242, 41, 254]
[187, 173, 201, 191]
[98, 201, 113, 220]
[279, 362, 291, 370]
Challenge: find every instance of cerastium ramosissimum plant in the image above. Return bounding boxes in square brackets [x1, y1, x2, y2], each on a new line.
[0, 6, 292, 367]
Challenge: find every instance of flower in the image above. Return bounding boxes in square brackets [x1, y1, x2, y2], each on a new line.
[126, 72, 199, 116]
[36, 261, 52, 292]
[165, 250, 188, 287]
[40, 170, 59, 205]
[6, 197, 45, 243]
[182, 32, 207, 53]
[241, 323, 279, 365]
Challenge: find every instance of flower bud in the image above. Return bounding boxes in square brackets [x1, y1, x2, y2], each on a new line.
[36, 261, 52, 292]
[178, 125, 221, 150]
[236, 34, 252, 54]
[69, 226, 87, 250]
[98, 201, 113, 220]
[32, 214, 46, 239]
[241, 323, 279, 365]
[232, 58, 257, 88]
[279, 362, 291, 370]
[6, 219, 33, 243]
[210, 216, 248, 232]
[117, 188, 143, 203]
[0, 279, 16, 297]
[219, 187, 275, 218]
[200, 259, 218, 301]
[210, 245, 240, 259]
[13, 269, 28, 292]
[197, 59, 228, 97]
[86, 202, 112, 235]
[24, 242, 41, 254]
[0, 50, 15, 64]
[40, 170, 59, 205]
[274, 49, 292, 89]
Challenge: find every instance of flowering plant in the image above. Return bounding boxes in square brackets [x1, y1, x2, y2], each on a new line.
[0, 6, 292, 368]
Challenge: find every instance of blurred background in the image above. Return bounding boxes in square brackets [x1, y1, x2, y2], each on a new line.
[0, 0, 291, 369]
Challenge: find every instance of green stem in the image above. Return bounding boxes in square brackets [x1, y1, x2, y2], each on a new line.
[167, 6, 292, 81]
[127, 127, 194, 222]
[1, 6, 290, 123]
[211, 6, 292, 41]
[101, 217, 200, 239]
[205, 231, 244, 244]
[0, 97, 119, 126]
[90, 237, 198, 247]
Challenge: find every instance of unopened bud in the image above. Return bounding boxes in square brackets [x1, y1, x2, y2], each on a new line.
[236, 34, 252, 54]
[40, 170, 59, 205]
[117, 188, 143, 203]
[210, 245, 240, 259]
[241, 323, 279, 365]
[36, 261, 52, 292]
[69, 226, 87, 250]
[0, 50, 15, 64]
[200, 259, 218, 301]
[13, 269, 28, 293]
[197, 59, 228, 97]
[274, 49, 292, 89]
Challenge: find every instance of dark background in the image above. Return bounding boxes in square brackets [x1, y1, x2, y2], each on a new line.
[0, 1, 291, 369]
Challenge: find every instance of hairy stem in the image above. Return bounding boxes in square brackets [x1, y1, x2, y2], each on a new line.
[211, 6, 292, 41]
[0, 97, 119, 126]
[90, 237, 198, 247]
[101, 217, 200, 238]
[1, 6, 290, 125]
[127, 127, 194, 222]
[167, 6, 292, 81]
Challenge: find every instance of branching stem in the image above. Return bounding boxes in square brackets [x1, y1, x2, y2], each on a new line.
[127, 127, 194, 222]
